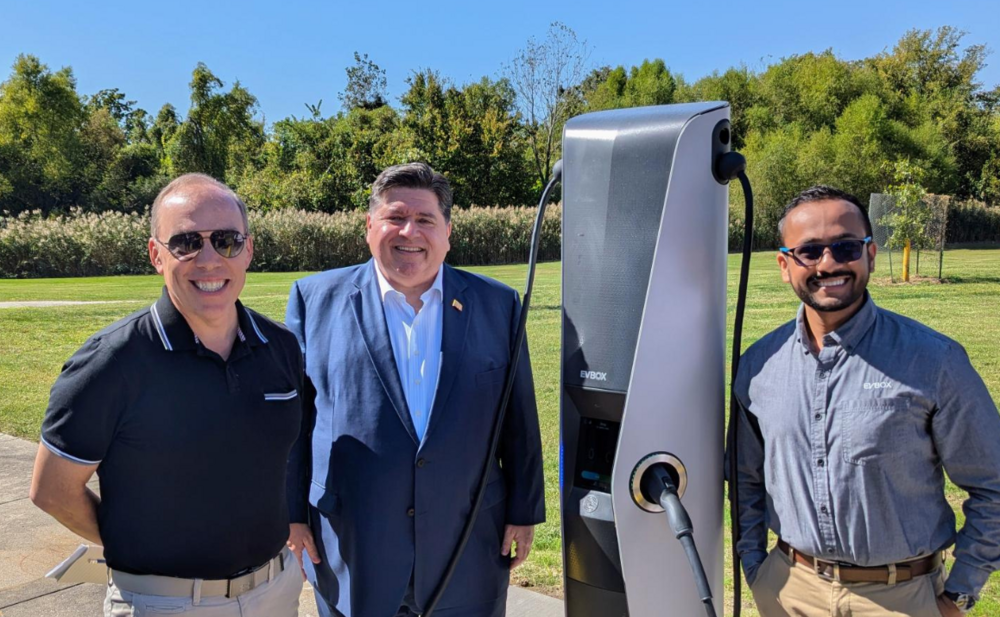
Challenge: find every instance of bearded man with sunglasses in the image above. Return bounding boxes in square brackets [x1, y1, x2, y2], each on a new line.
[30, 173, 306, 616]
[731, 185, 1000, 616]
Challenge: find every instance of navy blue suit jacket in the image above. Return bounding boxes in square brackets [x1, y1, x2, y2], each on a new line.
[285, 261, 545, 617]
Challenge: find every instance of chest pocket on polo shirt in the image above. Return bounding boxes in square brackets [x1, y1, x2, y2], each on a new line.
[249, 387, 302, 447]
[263, 389, 298, 402]
[839, 398, 908, 466]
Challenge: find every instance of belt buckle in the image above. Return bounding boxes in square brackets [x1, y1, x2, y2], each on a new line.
[814, 559, 844, 582]
[227, 572, 256, 598]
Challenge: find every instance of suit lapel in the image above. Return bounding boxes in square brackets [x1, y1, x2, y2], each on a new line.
[422, 265, 470, 446]
[351, 261, 418, 444]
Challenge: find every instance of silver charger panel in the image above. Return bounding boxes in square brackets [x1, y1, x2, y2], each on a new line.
[560, 103, 730, 616]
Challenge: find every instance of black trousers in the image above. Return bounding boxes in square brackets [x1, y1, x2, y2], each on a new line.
[394, 578, 506, 617]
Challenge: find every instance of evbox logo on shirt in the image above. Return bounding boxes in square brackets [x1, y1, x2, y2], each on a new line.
[863, 381, 893, 390]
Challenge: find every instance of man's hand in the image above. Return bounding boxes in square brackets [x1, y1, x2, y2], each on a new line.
[936, 594, 963, 617]
[501, 524, 535, 570]
[287, 523, 321, 580]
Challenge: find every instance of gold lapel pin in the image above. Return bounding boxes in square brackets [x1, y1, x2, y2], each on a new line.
[452, 299, 463, 312]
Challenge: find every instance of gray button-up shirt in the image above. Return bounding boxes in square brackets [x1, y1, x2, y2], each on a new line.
[733, 294, 1000, 596]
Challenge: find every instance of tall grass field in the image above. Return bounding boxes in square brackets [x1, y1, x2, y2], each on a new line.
[1, 249, 998, 615]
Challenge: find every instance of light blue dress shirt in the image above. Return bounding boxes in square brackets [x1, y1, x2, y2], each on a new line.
[374, 262, 444, 443]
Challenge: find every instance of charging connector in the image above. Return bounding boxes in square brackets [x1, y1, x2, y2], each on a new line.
[639, 463, 718, 617]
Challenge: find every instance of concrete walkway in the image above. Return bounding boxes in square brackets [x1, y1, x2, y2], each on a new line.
[0, 301, 143, 309]
[0, 433, 562, 616]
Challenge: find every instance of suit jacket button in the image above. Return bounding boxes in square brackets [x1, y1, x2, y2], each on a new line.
[416, 458, 426, 468]
[407, 508, 415, 517]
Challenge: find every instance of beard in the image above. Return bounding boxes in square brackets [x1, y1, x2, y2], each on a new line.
[794, 270, 867, 313]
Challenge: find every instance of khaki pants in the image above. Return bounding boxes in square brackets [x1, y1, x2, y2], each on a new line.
[104, 548, 302, 617]
[751, 548, 946, 617]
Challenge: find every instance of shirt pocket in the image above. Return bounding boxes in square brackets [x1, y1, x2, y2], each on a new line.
[839, 398, 909, 466]
[263, 389, 299, 402]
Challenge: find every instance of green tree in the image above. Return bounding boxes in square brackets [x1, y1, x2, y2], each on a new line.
[828, 94, 896, 201]
[866, 27, 991, 199]
[87, 88, 136, 125]
[93, 143, 165, 212]
[86, 89, 155, 145]
[737, 126, 807, 248]
[400, 69, 450, 167]
[333, 106, 412, 206]
[453, 77, 533, 206]
[231, 113, 342, 212]
[586, 59, 677, 112]
[124, 108, 152, 145]
[151, 104, 180, 158]
[681, 66, 757, 149]
[979, 153, 1000, 206]
[561, 65, 611, 119]
[505, 22, 589, 190]
[78, 106, 127, 208]
[753, 51, 860, 133]
[882, 159, 931, 282]
[402, 71, 533, 207]
[235, 104, 410, 212]
[0, 55, 87, 214]
[977, 98, 1000, 206]
[340, 52, 388, 111]
[166, 63, 264, 181]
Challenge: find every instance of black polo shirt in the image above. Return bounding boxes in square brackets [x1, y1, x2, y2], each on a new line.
[41, 288, 304, 579]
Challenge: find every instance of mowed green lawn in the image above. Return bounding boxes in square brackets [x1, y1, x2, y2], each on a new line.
[1, 249, 998, 614]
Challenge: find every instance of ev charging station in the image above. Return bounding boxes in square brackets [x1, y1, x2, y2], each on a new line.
[428, 101, 747, 617]
[560, 102, 733, 617]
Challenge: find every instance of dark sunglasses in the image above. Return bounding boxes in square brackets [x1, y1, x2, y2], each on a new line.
[780, 236, 872, 267]
[155, 230, 247, 261]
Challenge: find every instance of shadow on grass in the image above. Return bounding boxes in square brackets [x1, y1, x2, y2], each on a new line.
[948, 243, 1000, 250]
[943, 275, 1000, 284]
[873, 273, 1000, 285]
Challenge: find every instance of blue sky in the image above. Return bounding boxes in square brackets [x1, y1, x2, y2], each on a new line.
[4, 0, 998, 124]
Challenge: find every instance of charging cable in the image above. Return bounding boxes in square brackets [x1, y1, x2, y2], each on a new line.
[422, 161, 563, 617]
[640, 464, 718, 617]
[716, 151, 753, 617]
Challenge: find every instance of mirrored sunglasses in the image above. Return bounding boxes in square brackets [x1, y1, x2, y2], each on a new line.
[156, 230, 247, 261]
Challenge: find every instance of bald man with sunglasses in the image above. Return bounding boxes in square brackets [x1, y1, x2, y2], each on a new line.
[30, 173, 306, 616]
[730, 185, 1000, 616]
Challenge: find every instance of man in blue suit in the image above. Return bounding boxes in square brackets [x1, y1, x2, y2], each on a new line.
[284, 162, 546, 617]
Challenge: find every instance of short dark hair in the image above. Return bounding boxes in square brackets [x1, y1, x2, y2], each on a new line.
[369, 162, 453, 222]
[779, 185, 872, 242]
